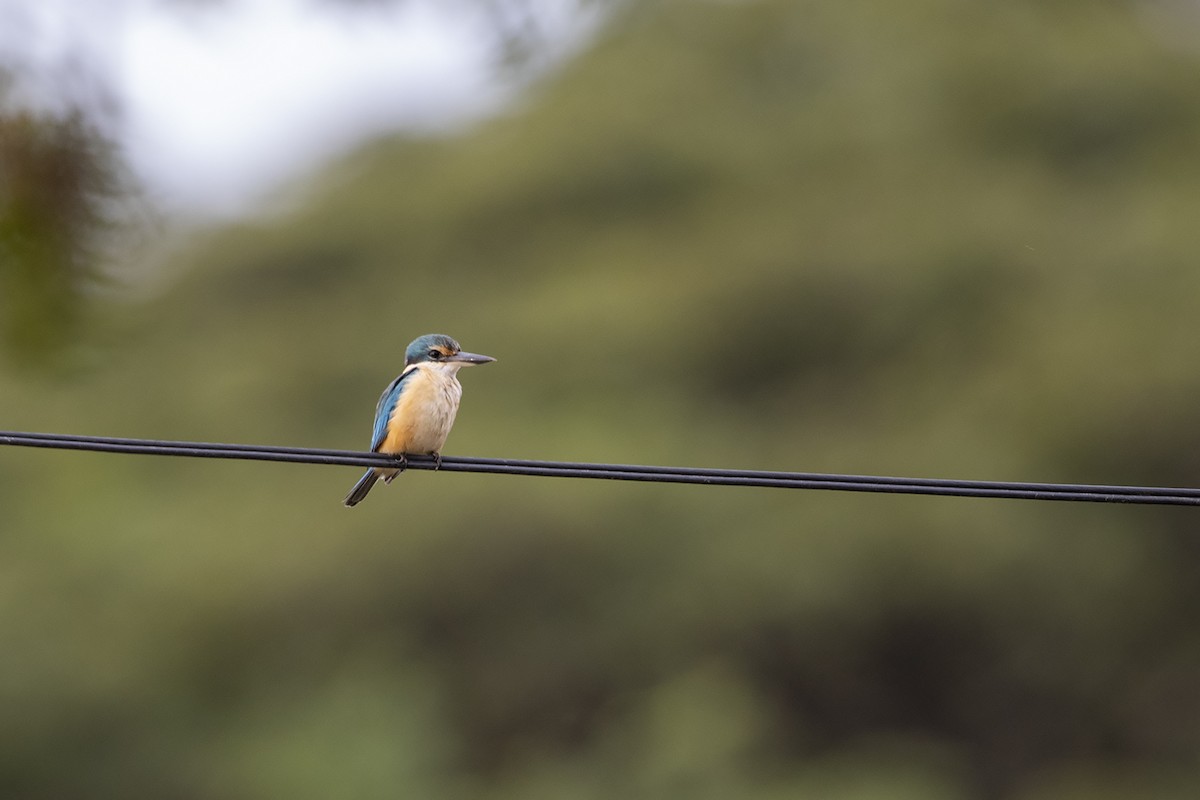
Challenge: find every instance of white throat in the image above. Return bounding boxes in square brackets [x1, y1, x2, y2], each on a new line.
[422, 361, 465, 378]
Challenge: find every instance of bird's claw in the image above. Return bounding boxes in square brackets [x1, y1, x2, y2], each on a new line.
[382, 454, 407, 484]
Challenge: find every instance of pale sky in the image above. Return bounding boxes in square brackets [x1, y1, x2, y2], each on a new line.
[1, 0, 599, 216]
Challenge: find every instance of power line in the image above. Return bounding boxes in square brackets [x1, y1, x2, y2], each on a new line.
[1, 429, 1198, 505]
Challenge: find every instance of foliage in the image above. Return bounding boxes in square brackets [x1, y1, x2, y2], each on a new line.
[0, 101, 123, 365]
[4, 0, 1200, 797]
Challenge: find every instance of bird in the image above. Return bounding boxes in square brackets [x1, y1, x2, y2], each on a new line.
[344, 333, 495, 507]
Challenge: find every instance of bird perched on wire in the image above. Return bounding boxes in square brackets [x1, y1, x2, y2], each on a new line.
[344, 333, 495, 507]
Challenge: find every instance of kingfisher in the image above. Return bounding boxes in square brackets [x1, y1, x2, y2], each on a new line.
[343, 333, 495, 507]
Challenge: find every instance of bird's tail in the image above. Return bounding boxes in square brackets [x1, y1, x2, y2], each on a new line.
[343, 469, 379, 507]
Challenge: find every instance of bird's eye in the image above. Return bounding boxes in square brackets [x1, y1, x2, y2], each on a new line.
[428, 349, 442, 359]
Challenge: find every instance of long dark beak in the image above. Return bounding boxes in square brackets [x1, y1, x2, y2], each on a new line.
[448, 351, 496, 365]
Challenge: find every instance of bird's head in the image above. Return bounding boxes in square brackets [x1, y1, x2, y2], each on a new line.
[404, 334, 496, 370]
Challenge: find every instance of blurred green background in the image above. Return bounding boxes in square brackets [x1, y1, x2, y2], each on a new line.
[5, 0, 1200, 797]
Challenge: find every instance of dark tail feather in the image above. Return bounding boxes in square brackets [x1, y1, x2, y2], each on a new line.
[344, 470, 379, 507]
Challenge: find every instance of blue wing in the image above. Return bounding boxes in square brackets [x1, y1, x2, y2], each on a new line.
[369, 366, 418, 452]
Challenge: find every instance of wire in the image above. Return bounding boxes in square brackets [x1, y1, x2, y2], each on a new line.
[1, 429, 1198, 506]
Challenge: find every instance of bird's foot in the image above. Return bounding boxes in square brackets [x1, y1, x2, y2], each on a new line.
[432, 451, 442, 471]
[382, 454, 408, 484]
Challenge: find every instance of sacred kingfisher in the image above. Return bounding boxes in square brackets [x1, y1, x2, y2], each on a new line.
[343, 333, 495, 507]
